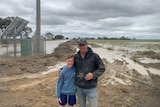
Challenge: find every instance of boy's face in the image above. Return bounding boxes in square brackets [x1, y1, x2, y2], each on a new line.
[66, 58, 74, 68]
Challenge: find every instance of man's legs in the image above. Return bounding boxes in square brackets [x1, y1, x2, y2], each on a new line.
[86, 88, 98, 107]
[76, 86, 86, 107]
[77, 87, 98, 107]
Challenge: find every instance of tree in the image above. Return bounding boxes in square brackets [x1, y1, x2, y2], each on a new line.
[0, 18, 12, 29]
[21, 26, 32, 38]
[119, 36, 130, 40]
[55, 35, 64, 39]
[44, 32, 54, 39]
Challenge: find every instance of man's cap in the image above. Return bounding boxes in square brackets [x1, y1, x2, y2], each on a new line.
[77, 38, 87, 45]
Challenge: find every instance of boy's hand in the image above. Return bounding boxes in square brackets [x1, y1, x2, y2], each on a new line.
[58, 98, 62, 103]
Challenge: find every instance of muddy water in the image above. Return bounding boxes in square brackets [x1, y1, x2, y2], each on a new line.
[92, 48, 160, 76]
[93, 41, 160, 75]
[0, 40, 68, 57]
[97, 42, 160, 53]
[45, 40, 68, 54]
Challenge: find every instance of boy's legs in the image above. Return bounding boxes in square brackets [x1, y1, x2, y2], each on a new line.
[68, 95, 76, 107]
[59, 94, 67, 106]
[59, 94, 76, 107]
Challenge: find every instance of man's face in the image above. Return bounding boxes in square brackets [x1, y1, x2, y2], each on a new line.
[78, 44, 88, 53]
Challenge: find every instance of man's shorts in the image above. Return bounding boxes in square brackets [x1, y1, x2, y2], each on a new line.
[59, 93, 76, 106]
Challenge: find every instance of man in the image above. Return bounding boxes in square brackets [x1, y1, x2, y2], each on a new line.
[74, 38, 105, 107]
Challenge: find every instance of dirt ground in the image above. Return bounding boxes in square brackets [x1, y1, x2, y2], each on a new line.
[0, 40, 160, 107]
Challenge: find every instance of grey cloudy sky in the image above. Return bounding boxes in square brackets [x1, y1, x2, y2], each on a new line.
[0, 0, 160, 39]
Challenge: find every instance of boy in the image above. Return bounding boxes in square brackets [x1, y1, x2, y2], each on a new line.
[56, 54, 76, 107]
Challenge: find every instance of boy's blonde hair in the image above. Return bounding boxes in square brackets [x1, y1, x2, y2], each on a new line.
[66, 54, 74, 59]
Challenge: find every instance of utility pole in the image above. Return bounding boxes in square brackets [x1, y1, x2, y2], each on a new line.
[36, 0, 41, 37]
[33, 0, 44, 54]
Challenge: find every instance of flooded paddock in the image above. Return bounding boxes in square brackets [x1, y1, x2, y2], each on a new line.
[89, 40, 160, 75]
[0, 40, 68, 58]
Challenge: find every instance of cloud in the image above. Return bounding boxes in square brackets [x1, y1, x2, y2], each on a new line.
[0, 0, 160, 39]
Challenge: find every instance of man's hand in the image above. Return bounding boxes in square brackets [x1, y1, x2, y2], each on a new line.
[85, 72, 93, 80]
[57, 68, 62, 76]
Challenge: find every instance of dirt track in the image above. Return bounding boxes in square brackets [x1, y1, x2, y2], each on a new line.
[0, 40, 160, 107]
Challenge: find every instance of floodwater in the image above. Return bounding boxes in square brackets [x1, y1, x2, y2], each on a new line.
[94, 42, 160, 67]
[44, 40, 68, 54]
[93, 48, 160, 76]
[0, 40, 159, 82]
[92, 41, 160, 76]
[96, 42, 160, 53]
[0, 40, 68, 57]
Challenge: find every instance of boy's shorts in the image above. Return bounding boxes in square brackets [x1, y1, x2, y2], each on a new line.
[59, 93, 76, 106]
